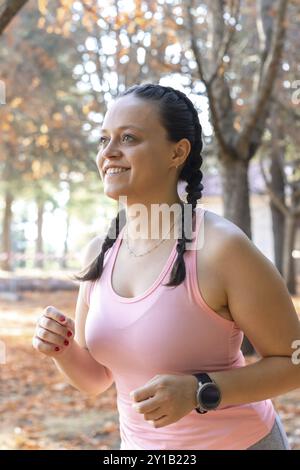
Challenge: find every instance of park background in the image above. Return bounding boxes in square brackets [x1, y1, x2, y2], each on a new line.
[0, 0, 299, 449]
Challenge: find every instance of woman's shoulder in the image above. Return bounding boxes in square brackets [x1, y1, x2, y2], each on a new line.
[81, 235, 104, 270]
[198, 208, 254, 274]
[200, 208, 271, 279]
[200, 208, 246, 244]
[193, 208, 247, 320]
[195, 208, 264, 319]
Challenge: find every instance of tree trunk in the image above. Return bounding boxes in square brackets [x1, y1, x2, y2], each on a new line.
[1, 189, 13, 271]
[220, 157, 252, 239]
[270, 155, 285, 274]
[219, 156, 255, 355]
[60, 211, 71, 269]
[35, 199, 44, 269]
[268, 102, 286, 274]
[283, 215, 296, 294]
[0, 0, 29, 36]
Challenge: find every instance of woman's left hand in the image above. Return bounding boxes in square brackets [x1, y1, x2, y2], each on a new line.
[130, 374, 198, 428]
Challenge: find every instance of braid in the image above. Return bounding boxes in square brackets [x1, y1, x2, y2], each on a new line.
[161, 88, 204, 287]
[73, 209, 126, 282]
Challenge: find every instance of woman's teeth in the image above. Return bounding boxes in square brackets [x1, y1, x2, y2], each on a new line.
[105, 168, 130, 176]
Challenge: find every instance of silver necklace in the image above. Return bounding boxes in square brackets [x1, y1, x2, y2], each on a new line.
[123, 218, 179, 257]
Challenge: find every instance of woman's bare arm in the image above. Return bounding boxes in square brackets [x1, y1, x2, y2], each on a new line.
[52, 236, 114, 397]
[204, 226, 300, 406]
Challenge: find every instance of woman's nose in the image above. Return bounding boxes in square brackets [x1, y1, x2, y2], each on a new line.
[101, 140, 122, 158]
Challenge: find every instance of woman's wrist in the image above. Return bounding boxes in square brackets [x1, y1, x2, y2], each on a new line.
[187, 375, 199, 409]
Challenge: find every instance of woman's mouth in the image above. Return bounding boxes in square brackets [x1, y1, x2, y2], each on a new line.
[105, 168, 130, 178]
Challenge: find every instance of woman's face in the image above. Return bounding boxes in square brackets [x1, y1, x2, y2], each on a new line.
[96, 95, 187, 204]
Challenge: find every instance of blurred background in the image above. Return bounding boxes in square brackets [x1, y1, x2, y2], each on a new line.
[0, 0, 299, 450]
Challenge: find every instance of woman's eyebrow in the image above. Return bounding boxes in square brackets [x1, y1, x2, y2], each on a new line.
[100, 125, 145, 132]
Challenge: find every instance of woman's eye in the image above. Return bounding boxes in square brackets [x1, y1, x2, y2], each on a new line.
[122, 134, 134, 142]
[98, 134, 134, 148]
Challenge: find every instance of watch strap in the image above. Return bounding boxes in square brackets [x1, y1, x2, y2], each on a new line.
[193, 373, 216, 414]
[193, 372, 212, 384]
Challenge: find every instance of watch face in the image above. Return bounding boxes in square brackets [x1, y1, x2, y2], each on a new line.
[199, 383, 221, 410]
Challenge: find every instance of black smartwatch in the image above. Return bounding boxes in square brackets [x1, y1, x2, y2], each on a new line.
[193, 373, 222, 414]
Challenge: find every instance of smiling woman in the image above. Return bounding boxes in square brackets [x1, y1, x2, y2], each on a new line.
[95, 93, 193, 225]
[32, 83, 300, 450]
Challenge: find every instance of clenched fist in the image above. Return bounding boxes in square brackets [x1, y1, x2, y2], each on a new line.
[32, 306, 75, 357]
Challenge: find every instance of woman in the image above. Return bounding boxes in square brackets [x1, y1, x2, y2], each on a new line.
[33, 83, 300, 450]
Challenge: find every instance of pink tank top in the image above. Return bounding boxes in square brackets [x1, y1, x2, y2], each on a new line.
[85, 206, 276, 450]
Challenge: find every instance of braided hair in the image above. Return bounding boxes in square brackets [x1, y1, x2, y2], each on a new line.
[74, 83, 204, 287]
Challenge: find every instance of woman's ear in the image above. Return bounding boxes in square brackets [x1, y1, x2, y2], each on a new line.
[171, 138, 191, 168]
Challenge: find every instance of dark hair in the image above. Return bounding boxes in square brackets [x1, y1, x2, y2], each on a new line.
[73, 83, 204, 287]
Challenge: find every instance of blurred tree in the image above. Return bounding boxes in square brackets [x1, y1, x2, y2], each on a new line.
[0, 0, 28, 35]
[186, 0, 289, 239]
[0, 2, 100, 270]
[260, 0, 300, 293]
[260, 103, 300, 294]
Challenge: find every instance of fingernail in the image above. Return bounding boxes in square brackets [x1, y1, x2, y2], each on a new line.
[67, 331, 72, 337]
[55, 347, 60, 351]
[64, 340, 69, 346]
[59, 315, 65, 322]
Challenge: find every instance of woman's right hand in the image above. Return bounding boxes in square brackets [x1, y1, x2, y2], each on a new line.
[32, 306, 75, 358]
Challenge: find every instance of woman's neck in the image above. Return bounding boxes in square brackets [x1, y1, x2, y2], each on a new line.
[122, 199, 185, 243]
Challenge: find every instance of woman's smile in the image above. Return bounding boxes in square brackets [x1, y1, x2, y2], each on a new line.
[105, 168, 131, 178]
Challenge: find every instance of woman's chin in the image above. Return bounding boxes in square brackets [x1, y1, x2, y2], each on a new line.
[104, 186, 129, 200]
